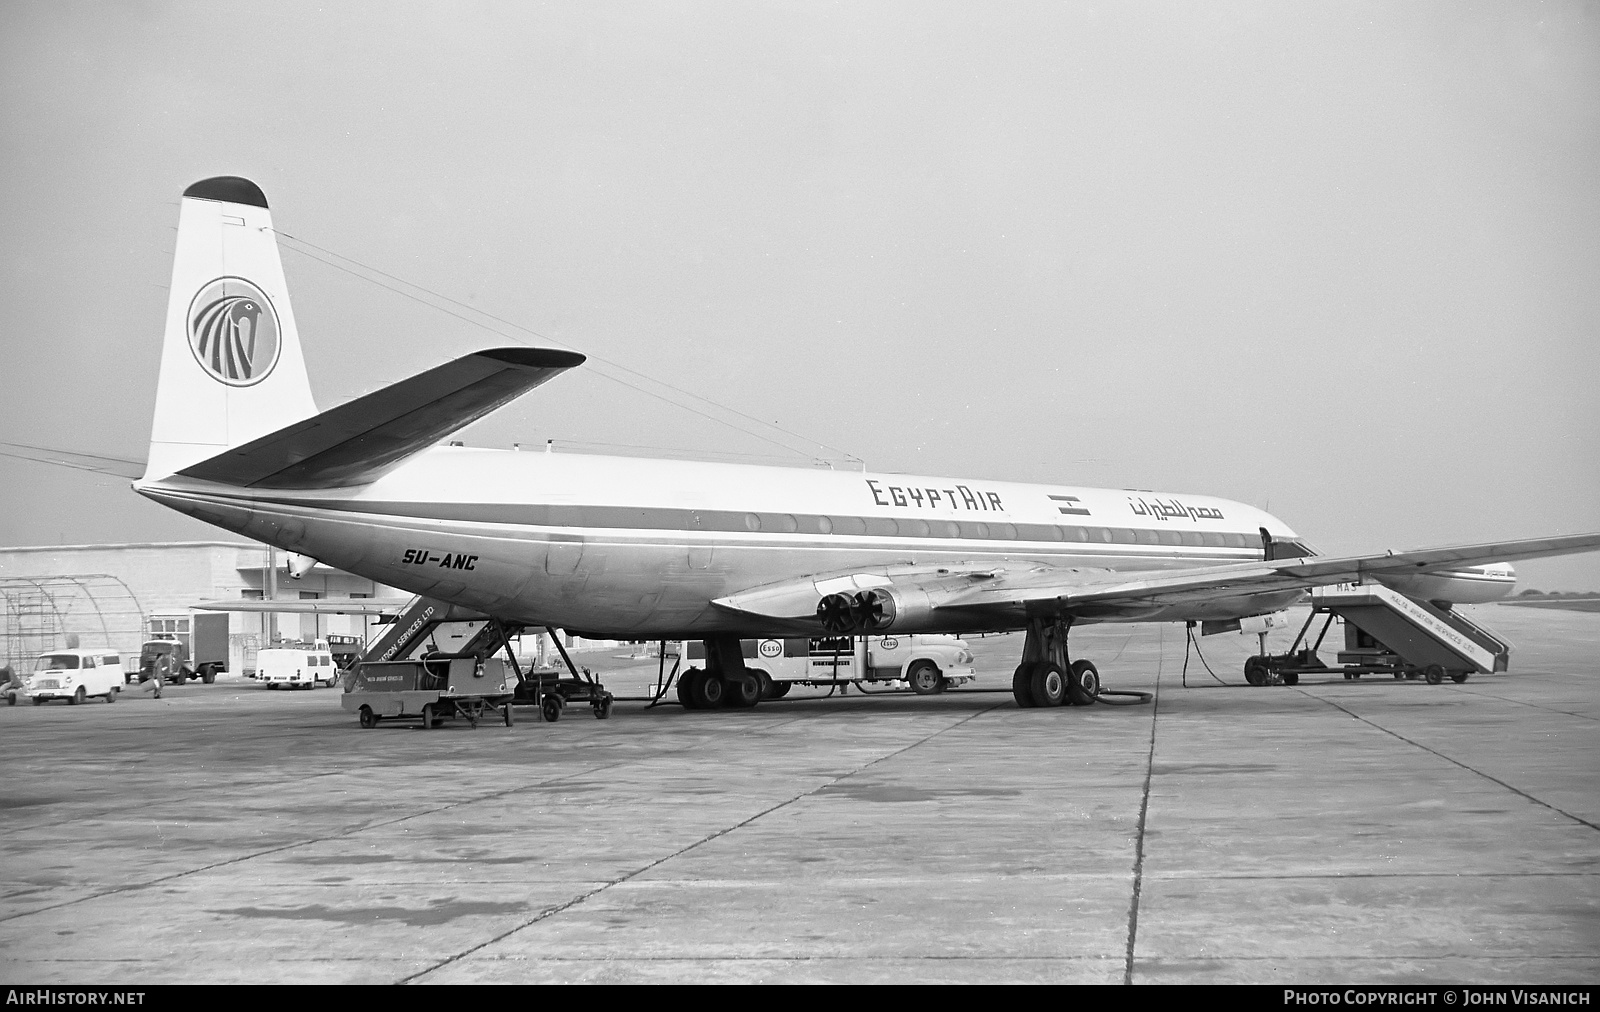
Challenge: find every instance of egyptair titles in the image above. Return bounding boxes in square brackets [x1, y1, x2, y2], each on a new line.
[866, 479, 1004, 512]
[1128, 496, 1225, 522]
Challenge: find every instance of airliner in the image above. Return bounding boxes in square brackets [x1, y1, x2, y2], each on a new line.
[136, 177, 1600, 710]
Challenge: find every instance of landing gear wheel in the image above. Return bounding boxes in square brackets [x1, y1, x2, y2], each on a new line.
[690, 670, 725, 709]
[71, 686, 85, 706]
[1012, 663, 1037, 708]
[676, 667, 702, 709]
[359, 706, 377, 728]
[1067, 659, 1100, 706]
[1280, 672, 1299, 686]
[749, 668, 772, 701]
[722, 673, 761, 708]
[1450, 671, 1469, 684]
[765, 680, 791, 699]
[420, 702, 435, 728]
[593, 694, 613, 720]
[907, 661, 944, 696]
[1029, 662, 1068, 707]
[1423, 664, 1445, 685]
[1244, 656, 1268, 687]
[541, 695, 563, 722]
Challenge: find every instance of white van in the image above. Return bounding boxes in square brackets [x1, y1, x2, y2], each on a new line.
[22, 650, 126, 705]
[258, 646, 337, 690]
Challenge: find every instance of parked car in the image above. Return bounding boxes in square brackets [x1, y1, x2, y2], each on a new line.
[258, 646, 337, 689]
[22, 650, 125, 705]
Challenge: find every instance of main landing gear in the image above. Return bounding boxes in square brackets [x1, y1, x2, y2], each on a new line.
[677, 636, 765, 711]
[1012, 615, 1101, 709]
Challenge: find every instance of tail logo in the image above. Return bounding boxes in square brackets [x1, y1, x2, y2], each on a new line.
[186, 277, 282, 386]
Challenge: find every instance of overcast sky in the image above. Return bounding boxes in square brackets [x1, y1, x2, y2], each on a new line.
[2, 1, 1598, 588]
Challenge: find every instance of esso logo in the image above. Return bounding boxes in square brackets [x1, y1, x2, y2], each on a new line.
[880, 637, 899, 651]
[757, 639, 782, 659]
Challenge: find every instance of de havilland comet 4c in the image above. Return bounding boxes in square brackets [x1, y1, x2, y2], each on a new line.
[136, 177, 1600, 709]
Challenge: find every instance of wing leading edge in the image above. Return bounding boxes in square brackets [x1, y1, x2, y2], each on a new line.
[943, 532, 1600, 614]
[714, 532, 1600, 628]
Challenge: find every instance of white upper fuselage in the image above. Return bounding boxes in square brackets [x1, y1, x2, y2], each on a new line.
[141, 445, 1309, 637]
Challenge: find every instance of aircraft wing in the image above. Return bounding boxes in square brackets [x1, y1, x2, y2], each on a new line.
[714, 532, 1600, 625]
[192, 598, 414, 615]
[940, 532, 1600, 613]
[176, 348, 584, 489]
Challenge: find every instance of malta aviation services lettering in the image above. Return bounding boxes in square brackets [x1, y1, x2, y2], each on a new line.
[1128, 496, 1225, 522]
[867, 479, 1005, 512]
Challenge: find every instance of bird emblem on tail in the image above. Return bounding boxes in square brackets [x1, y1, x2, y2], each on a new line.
[186, 276, 281, 386]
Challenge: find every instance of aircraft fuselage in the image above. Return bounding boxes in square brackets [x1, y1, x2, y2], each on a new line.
[137, 444, 1318, 638]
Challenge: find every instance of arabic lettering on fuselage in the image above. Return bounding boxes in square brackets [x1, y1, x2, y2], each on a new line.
[866, 479, 1004, 512]
[1128, 496, 1225, 522]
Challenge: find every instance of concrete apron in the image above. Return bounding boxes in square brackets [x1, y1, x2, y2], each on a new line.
[0, 607, 1594, 984]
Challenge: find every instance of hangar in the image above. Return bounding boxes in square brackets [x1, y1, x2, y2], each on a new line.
[0, 540, 401, 675]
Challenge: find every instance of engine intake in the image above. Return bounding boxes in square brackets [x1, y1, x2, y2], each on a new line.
[815, 587, 932, 633]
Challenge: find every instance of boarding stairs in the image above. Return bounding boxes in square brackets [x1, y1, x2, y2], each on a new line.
[1252, 582, 1511, 685]
[345, 596, 613, 722]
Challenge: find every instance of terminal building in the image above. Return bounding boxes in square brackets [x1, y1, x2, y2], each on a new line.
[0, 540, 402, 675]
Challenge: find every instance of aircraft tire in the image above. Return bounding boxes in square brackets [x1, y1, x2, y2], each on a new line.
[722, 673, 760, 708]
[1011, 663, 1037, 708]
[690, 670, 725, 709]
[677, 668, 703, 709]
[1067, 659, 1100, 706]
[1029, 662, 1067, 707]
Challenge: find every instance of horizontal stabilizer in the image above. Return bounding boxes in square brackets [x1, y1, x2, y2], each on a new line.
[176, 348, 584, 489]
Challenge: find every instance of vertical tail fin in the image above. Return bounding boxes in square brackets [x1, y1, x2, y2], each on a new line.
[143, 177, 317, 481]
